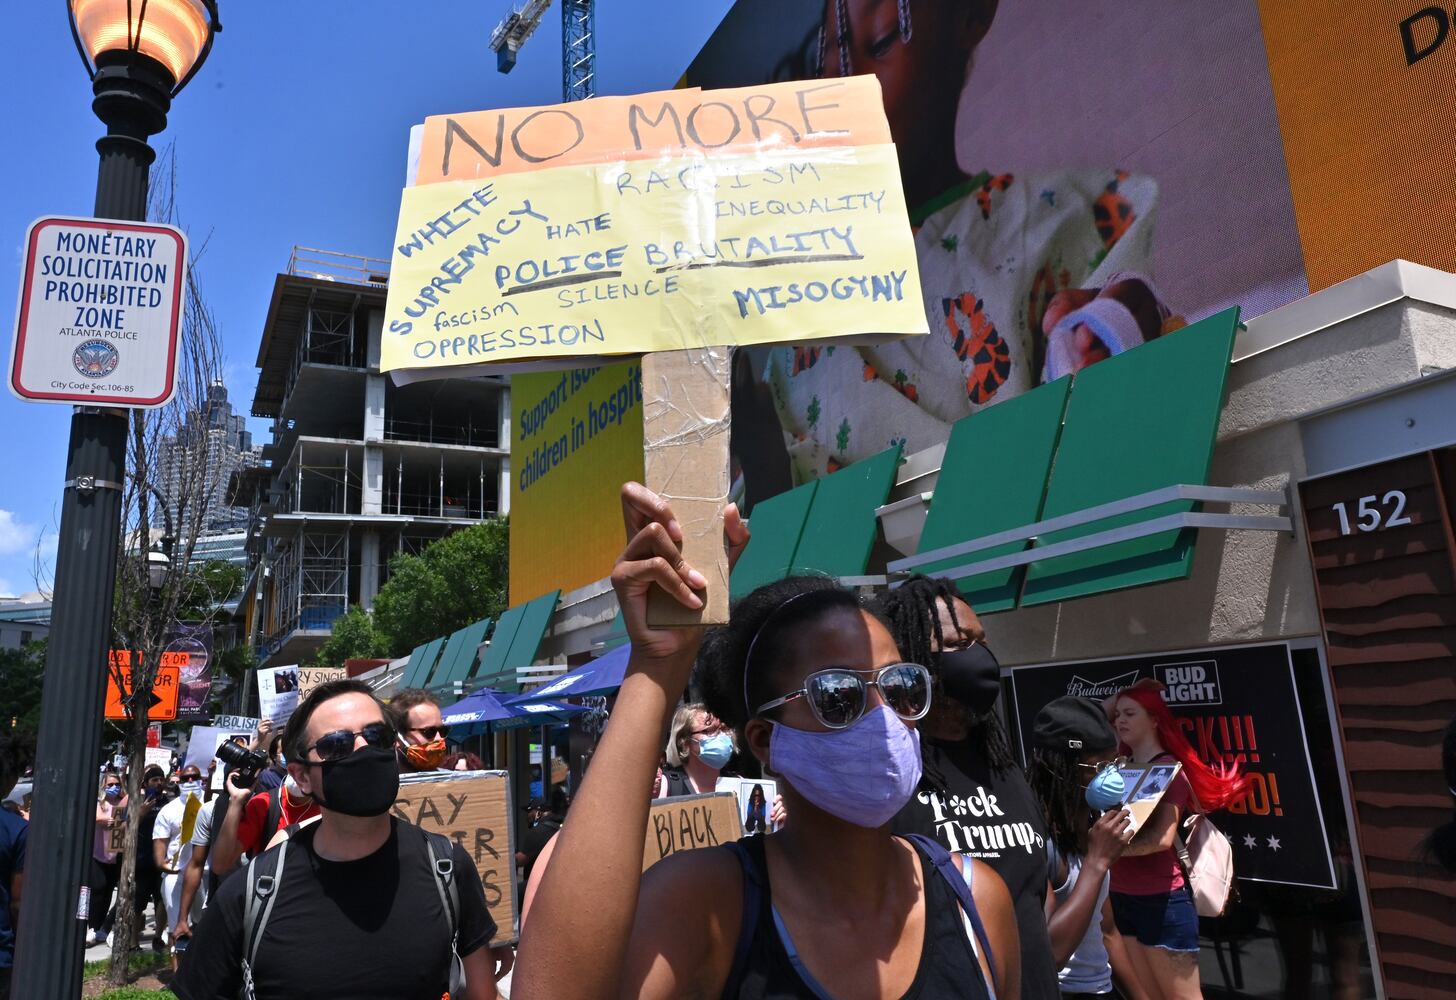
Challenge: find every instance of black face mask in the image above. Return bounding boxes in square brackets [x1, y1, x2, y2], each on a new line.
[310, 746, 400, 817]
[934, 643, 1002, 715]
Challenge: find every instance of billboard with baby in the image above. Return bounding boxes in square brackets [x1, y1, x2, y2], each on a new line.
[684, 0, 1456, 510]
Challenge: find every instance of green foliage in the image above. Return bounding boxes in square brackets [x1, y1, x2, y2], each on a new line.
[213, 643, 255, 681]
[0, 640, 46, 736]
[92, 987, 172, 1000]
[313, 605, 389, 667]
[371, 518, 509, 657]
[175, 559, 244, 619]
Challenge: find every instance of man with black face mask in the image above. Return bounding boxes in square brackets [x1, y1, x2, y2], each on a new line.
[172, 679, 501, 1000]
[879, 575, 1063, 1000]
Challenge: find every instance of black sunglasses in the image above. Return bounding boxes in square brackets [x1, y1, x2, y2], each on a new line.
[305, 722, 396, 763]
[406, 725, 451, 741]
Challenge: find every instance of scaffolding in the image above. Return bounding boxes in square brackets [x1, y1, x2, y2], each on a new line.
[266, 528, 350, 648]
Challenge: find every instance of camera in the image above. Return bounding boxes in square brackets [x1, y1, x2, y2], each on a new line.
[215, 740, 269, 783]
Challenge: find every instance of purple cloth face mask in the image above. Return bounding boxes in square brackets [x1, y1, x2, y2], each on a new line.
[769, 704, 923, 828]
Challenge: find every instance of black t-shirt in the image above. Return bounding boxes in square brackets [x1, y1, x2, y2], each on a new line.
[893, 739, 1059, 1000]
[172, 818, 496, 1000]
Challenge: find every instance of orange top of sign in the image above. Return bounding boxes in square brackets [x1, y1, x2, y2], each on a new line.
[105, 664, 180, 721]
[109, 649, 191, 668]
[415, 77, 891, 185]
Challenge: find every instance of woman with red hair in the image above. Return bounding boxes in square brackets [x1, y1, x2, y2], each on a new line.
[1105, 680, 1247, 1000]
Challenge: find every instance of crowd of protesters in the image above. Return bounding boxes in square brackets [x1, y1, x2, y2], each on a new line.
[4, 479, 1292, 999]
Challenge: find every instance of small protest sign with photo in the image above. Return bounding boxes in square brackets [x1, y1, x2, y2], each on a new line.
[256, 665, 301, 725]
[391, 770, 517, 947]
[1114, 761, 1183, 833]
[716, 776, 781, 836]
[643, 792, 743, 871]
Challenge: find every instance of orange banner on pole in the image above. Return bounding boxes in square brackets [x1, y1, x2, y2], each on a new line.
[415, 77, 891, 184]
[105, 663, 181, 721]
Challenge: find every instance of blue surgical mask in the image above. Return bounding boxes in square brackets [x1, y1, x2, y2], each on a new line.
[104, 786, 122, 799]
[769, 704, 923, 828]
[695, 733, 735, 770]
[1086, 767, 1127, 811]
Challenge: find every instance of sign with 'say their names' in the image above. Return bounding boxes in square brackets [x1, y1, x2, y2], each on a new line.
[9, 216, 185, 407]
[393, 770, 517, 946]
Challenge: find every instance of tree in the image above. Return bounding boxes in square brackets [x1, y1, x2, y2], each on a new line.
[101, 146, 234, 985]
[371, 517, 509, 656]
[313, 605, 389, 666]
[0, 640, 46, 736]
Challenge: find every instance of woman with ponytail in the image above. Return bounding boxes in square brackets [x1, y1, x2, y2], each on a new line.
[1105, 680, 1247, 1000]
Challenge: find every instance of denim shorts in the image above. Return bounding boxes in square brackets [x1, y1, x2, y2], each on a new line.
[1110, 886, 1200, 952]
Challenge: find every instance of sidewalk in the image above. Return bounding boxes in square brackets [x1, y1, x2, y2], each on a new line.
[84, 906, 167, 964]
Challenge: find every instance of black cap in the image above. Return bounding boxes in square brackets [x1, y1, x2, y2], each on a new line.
[1033, 696, 1118, 753]
[522, 798, 545, 812]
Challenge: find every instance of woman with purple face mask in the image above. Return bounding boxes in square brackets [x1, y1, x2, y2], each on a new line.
[513, 484, 1022, 1000]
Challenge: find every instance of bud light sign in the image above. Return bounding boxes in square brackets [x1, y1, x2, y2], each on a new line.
[1153, 659, 1222, 706]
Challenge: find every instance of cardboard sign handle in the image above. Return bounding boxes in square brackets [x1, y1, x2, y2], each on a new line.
[641, 348, 732, 627]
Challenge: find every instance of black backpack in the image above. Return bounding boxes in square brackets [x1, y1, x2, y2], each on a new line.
[237, 827, 465, 1000]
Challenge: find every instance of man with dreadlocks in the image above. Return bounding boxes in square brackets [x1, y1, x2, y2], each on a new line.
[878, 574, 1061, 1000]
[738, 0, 1179, 493]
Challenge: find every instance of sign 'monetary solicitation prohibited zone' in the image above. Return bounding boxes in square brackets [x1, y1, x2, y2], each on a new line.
[9, 216, 186, 408]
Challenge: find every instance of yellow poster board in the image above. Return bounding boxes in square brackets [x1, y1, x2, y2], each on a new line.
[383, 77, 925, 377]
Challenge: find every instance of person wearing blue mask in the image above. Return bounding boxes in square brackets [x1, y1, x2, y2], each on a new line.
[657, 702, 737, 798]
[512, 483, 1022, 1000]
[1027, 697, 1145, 1000]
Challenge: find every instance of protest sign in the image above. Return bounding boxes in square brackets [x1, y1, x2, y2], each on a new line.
[643, 792, 743, 871]
[183, 726, 221, 771]
[383, 77, 922, 377]
[213, 714, 259, 732]
[716, 776, 780, 836]
[208, 731, 253, 792]
[1006, 642, 1337, 888]
[391, 770, 516, 946]
[144, 747, 172, 772]
[256, 665, 301, 725]
[393, 774, 518, 949]
[298, 666, 346, 698]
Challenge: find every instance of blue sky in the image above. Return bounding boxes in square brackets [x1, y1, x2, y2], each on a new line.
[0, 1, 732, 598]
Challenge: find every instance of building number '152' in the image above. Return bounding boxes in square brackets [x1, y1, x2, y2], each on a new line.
[1331, 491, 1412, 535]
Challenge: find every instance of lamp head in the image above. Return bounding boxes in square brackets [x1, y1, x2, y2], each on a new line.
[146, 547, 170, 591]
[69, 0, 221, 96]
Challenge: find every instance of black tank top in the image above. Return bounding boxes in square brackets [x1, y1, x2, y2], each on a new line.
[722, 835, 992, 1000]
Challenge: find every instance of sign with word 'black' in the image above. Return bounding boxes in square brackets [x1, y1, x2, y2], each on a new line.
[1007, 643, 1336, 889]
[643, 792, 743, 872]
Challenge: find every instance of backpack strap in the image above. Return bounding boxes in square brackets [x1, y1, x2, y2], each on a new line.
[239, 837, 289, 1000]
[906, 834, 998, 996]
[263, 787, 283, 851]
[423, 830, 466, 1000]
[720, 840, 764, 999]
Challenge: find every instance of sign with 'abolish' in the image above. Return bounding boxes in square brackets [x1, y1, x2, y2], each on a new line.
[383, 77, 925, 377]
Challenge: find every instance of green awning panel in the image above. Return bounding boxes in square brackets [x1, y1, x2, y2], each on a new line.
[601, 607, 628, 651]
[1020, 307, 1240, 605]
[502, 590, 561, 671]
[792, 445, 903, 578]
[915, 377, 1070, 612]
[434, 617, 494, 686]
[474, 603, 529, 688]
[409, 636, 448, 689]
[400, 641, 433, 688]
[730, 480, 819, 600]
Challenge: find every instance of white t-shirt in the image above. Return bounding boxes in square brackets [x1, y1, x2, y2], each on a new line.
[153, 793, 202, 872]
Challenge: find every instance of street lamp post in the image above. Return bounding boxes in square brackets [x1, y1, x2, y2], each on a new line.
[12, 3, 218, 994]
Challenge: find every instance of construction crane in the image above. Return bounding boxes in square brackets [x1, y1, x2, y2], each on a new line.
[488, 0, 596, 103]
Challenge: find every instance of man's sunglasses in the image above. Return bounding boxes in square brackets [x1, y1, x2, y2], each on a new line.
[754, 662, 932, 730]
[304, 722, 396, 763]
[406, 725, 450, 741]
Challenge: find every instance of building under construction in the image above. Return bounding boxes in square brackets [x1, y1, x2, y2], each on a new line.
[233, 248, 510, 668]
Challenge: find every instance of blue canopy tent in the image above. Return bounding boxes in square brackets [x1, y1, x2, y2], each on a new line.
[505, 643, 632, 704]
[441, 687, 586, 732]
